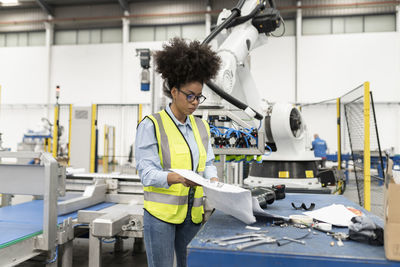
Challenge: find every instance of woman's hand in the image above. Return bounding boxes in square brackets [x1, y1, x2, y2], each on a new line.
[167, 172, 199, 187]
[210, 177, 219, 182]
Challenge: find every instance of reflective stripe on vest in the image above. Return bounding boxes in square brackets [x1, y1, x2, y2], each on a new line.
[193, 196, 203, 207]
[152, 113, 171, 169]
[144, 110, 209, 224]
[144, 191, 188, 205]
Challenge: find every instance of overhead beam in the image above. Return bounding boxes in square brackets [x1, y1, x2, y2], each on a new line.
[35, 0, 54, 17]
[118, 0, 130, 13]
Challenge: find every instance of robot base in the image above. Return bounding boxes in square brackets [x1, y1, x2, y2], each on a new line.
[249, 160, 319, 179]
[245, 160, 331, 194]
[244, 176, 331, 194]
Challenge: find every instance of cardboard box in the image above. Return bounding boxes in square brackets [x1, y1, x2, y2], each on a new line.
[384, 160, 400, 261]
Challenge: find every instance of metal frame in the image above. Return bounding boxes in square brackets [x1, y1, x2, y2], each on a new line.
[0, 152, 65, 266]
[0, 153, 145, 266]
[66, 172, 144, 267]
[118, 0, 130, 13]
[35, 0, 54, 17]
[77, 204, 143, 267]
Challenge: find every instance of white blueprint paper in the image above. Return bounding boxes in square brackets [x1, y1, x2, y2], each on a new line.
[303, 204, 355, 227]
[171, 169, 257, 224]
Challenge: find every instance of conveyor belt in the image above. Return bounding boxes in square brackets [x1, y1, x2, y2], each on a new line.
[0, 200, 115, 249]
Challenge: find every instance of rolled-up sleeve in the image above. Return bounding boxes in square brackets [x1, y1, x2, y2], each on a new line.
[204, 138, 218, 180]
[135, 118, 170, 188]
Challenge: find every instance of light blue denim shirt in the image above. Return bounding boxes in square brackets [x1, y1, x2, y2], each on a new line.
[135, 104, 218, 188]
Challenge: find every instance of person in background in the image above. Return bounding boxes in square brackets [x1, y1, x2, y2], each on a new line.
[312, 133, 328, 168]
[135, 37, 221, 267]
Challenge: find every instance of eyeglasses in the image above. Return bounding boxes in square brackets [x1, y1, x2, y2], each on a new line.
[178, 89, 206, 104]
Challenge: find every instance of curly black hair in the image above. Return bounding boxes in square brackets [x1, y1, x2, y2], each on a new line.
[154, 37, 221, 98]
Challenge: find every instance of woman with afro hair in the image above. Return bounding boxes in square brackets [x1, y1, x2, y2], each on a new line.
[135, 37, 221, 267]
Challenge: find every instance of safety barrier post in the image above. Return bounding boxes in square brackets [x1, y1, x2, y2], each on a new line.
[363, 82, 371, 211]
[90, 104, 97, 173]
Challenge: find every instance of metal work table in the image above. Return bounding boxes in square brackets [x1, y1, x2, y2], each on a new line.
[188, 193, 399, 267]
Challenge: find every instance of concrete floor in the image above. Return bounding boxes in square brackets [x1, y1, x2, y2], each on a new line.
[18, 237, 148, 267]
[15, 172, 385, 266]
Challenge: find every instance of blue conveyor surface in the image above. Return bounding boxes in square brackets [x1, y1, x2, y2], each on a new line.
[0, 200, 115, 248]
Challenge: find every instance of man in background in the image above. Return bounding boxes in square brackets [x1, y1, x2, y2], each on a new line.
[312, 134, 327, 168]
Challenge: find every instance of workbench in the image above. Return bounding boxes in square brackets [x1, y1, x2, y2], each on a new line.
[188, 193, 400, 267]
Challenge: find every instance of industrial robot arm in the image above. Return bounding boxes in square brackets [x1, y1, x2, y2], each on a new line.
[202, 0, 281, 121]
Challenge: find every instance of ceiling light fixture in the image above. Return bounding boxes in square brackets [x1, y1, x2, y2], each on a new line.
[0, 0, 19, 4]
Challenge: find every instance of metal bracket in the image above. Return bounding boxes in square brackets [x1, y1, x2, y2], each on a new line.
[58, 217, 74, 245]
[58, 181, 107, 215]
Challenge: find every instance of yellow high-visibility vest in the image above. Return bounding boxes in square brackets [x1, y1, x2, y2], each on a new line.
[143, 109, 210, 224]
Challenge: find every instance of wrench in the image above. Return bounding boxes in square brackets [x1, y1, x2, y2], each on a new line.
[204, 231, 269, 244]
[218, 236, 265, 246]
[236, 237, 277, 250]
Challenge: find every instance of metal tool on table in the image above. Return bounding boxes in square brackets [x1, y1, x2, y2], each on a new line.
[218, 236, 268, 247]
[207, 233, 269, 245]
[276, 230, 311, 246]
[277, 236, 306, 246]
[327, 232, 349, 247]
[236, 236, 277, 250]
[202, 230, 269, 244]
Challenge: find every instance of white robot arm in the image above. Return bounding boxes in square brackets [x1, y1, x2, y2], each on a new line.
[201, 1, 324, 191]
[202, 0, 316, 161]
[203, 0, 281, 122]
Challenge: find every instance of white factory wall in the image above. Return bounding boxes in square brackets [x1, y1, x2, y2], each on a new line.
[51, 44, 123, 104]
[0, 47, 47, 104]
[298, 32, 400, 103]
[251, 36, 296, 103]
[0, 31, 399, 156]
[297, 32, 400, 154]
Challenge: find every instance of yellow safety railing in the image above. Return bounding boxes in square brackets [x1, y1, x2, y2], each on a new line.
[90, 104, 97, 173]
[363, 82, 371, 211]
[138, 104, 143, 125]
[68, 104, 72, 166]
[336, 98, 341, 171]
[103, 125, 109, 173]
[52, 105, 59, 158]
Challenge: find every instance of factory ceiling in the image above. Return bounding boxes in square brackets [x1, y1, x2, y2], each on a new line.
[0, 0, 397, 32]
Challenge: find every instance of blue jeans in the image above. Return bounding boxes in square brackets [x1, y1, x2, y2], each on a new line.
[143, 207, 201, 267]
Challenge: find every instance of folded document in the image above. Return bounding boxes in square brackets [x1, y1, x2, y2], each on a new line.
[171, 169, 278, 224]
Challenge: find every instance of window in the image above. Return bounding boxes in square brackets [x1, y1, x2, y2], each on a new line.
[0, 34, 5, 46]
[166, 25, 181, 39]
[6, 33, 18, 46]
[18, 32, 28, 46]
[182, 24, 205, 40]
[55, 30, 77, 45]
[77, 30, 91, 44]
[130, 27, 154, 42]
[303, 18, 331, 35]
[332, 17, 345, 34]
[345, 17, 363, 33]
[365, 14, 395, 32]
[155, 26, 167, 41]
[302, 14, 395, 35]
[28, 32, 45, 46]
[102, 28, 122, 43]
[130, 24, 205, 42]
[55, 28, 122, 45]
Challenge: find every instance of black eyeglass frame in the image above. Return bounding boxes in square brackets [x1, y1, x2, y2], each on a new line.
[178, 89, 207, 104]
